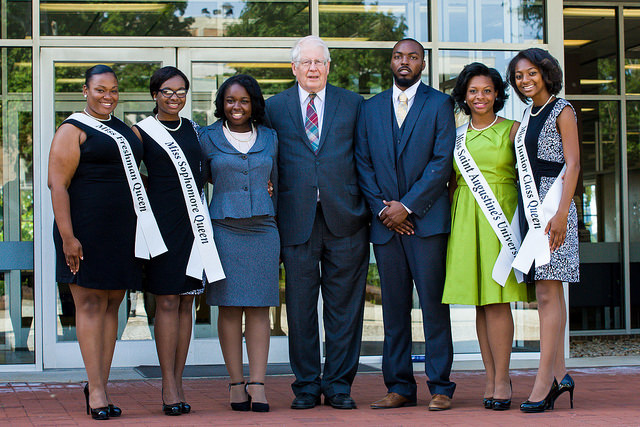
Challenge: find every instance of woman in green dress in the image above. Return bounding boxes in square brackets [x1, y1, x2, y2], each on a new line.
[442, 62, 534, 410]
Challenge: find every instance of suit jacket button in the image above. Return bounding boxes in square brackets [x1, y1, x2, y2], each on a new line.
[315, 161, 320, 165]
[242, 170, 248, 175]
[241, 155, 248, 160]
[243, 186, 248, 191]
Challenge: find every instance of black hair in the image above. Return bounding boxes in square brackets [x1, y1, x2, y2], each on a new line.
[451, 62, 508, 115]
[149, 66, 189, 115]
[84, 64, 117, 86]
[214, 74, 265, 125]
[393, 38, 426, 60]
[506, 48, 563, 103]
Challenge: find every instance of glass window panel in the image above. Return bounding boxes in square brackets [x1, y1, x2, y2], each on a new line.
[564, 7, 618, 95]
[0, 270, 35, 364]
[627, 101, 640, 328]
[40, 0, 308, 37]
[570, 100, 622, 331]
[1, 0, 32, 39]
[624, 9, 640, 95]
[439, 0, 544, 44]
[319, 0, 427, 42]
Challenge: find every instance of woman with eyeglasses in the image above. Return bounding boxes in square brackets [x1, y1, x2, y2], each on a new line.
[131, 66, 205, 416]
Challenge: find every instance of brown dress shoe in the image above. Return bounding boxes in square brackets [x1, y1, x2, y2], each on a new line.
[428, 394, 451, 411]
[370, 392, 417, 409]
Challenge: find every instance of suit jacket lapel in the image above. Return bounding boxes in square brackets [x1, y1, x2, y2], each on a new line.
[285, 84, 316, 153]
[379, 89, 394, 163]
[397, 82, 429, 156]
[317, 84, 340, 153]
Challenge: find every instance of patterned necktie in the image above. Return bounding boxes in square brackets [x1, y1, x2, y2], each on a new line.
[305, 93, 320, 152]
[396, 92, 408, 127]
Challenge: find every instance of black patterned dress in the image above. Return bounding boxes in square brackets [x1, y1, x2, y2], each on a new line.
[519, 98, 580, 284]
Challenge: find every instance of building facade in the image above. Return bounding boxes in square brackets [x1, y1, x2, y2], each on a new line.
[0, 0, 638, 370]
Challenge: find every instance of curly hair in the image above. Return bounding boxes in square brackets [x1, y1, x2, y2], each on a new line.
[214, 74, 265, 125]
[507, 48, 563, 103]
[451, 62, 508, 115]
[149, 66, 190, 115]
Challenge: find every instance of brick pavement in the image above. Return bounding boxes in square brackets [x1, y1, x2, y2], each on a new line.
[1, 366, 639, 426]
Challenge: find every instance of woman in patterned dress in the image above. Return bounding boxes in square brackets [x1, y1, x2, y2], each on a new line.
[507, 48, 580, 412]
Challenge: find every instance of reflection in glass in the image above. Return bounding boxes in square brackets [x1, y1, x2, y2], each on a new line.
[329, 49, 398, 97]
[624, 9, 640, 95]
[40, 0, 308, 37]
[627, 101, 640, 328]
[564, 7, 618, 95]
[319, 0, 423, 41]
[1, 0, 32, 39]
[439, 0, 543, 44]
[570, 101, 622, 331]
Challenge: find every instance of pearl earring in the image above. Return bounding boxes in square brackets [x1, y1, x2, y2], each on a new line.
[84, 94, 87, 98]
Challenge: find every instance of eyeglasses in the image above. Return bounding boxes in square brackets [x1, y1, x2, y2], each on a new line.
[159, 88, 188, 98]
[297, 59, 328, 69]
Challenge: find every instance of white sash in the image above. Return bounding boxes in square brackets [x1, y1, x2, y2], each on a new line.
[511, 107, 566, 274]
[136, 117, 225, 283]
[454, 123, 523, 286]
[69, 113, 167, 259]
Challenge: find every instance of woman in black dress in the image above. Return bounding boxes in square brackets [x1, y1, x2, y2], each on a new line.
[131, 67, 204, 416]
[48, 65, 144, 420]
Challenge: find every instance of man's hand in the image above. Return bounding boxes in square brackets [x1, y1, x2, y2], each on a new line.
[380, 200, 414, 235]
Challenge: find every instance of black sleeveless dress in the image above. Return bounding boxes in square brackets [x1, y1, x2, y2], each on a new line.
[135, 119, 204, 295]
[53, 115, 143, 290]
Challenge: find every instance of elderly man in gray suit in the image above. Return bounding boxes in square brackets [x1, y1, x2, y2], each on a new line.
[265, 35, 370, 410]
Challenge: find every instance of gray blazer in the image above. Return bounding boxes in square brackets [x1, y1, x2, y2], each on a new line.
[199, 121, 278, 219]
[265, 83, 370, 246]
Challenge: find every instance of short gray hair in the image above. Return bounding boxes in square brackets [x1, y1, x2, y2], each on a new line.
[291, 35, 331, 64]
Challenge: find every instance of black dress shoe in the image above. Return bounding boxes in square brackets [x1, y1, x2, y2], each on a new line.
[291, 393, 321, 409]
[325, 393, 357, 409]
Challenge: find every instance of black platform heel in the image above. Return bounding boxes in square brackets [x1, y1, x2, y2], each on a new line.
[552, 373, 575, 409]
[483, 397, 493, 409]
[520, 378, 558, 413]
[84, 383, 109, 420]
[180, 402, 191, 413]
[246, 382, 269, 412]
[229, 381, 250, 411]
[162, 387, 182, 416]
[492, 379, 512, 411]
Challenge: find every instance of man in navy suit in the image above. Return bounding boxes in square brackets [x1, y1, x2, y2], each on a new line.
[356, 38, 456, 411]
[265, 35, 370, 410]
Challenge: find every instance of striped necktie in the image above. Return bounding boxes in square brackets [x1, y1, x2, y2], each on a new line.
[305, 93, 320, 152]
[396, 92, 408, 127]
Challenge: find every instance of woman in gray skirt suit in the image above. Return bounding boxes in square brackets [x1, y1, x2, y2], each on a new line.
[198, 74, 279, 412]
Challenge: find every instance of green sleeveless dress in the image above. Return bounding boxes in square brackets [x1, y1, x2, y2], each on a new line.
[442, 119, 535, 306]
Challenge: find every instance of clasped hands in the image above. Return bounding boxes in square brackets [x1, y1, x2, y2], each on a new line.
[380, 200, 414, 235]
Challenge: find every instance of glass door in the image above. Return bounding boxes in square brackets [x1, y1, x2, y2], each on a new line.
[40, 47, 175, 368]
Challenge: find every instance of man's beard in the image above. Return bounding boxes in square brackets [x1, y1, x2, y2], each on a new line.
[393, 74, 420, 87]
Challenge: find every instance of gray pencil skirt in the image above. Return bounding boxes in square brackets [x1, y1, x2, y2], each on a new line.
[206, 215, 280, 307]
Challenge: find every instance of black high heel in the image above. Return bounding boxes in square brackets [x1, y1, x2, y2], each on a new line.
[229, 381, 250, 411]
[180, 402, 191, 413]
[108, 404, 122, 417]
[520, 378, 558, 413]
[246, 382, 269, 412]
[550, 373, 575, 409]
[483, 397, 493, 409]
[162, 387, 182, 416]
[492, 379, 512, 411]
[84, 383, 109, 420]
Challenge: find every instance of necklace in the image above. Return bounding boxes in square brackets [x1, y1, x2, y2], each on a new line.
[469, 115, 498, 132]
[224, 120, 255, 143]
[529, 95, 554, 117]
[83, 108, 111, 122]
[155, 115, 182, 132]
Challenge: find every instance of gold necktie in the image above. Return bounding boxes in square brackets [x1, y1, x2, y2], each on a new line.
[397, 92, 408, 127]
